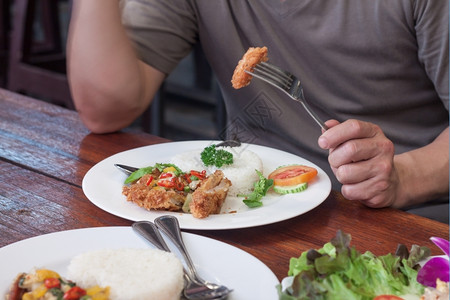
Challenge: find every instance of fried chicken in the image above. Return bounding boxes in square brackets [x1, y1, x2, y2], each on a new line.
[122, 170, 231, 218]
[231, 46, 268, 89]
[190, 170, 232, 218]
[122, 174, 185, 211]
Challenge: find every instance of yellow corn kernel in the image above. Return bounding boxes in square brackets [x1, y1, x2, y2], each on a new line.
[22, 292, 35, 300]
[35, 269, 60, 281]
[163, 166, 176, 173]
[32, 283, 47, 298]
[86, 286, 110, 300]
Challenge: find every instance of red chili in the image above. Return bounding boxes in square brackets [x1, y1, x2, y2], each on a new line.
[157, 179, 175, 188]
[174, 177, 185, 191]
[184, 173, 192, 183]
[44, 278, 60, 289]
[63, 286, 86, 300]
[159, 173, 173, 179]
[190, 170, 206, 180]
[146, 175, 154, 186]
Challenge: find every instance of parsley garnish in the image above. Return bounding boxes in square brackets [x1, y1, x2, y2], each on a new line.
[200, 145, 233, 168]
[239, 170, 273, 207]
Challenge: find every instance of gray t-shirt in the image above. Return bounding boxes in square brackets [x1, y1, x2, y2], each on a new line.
[120, 0, 449, 220]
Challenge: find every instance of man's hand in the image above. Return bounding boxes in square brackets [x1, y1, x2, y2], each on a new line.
[318, 119, 449, 209]
[318, 119, 402, 208]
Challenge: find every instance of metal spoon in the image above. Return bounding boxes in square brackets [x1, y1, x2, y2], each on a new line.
[132, 220, 231, 300]
[215, 139, 241, 148]
[114, 164, 138, 176]
[155, 216, 233, 298]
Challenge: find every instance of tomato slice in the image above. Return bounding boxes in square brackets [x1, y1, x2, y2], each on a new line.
[268, 165, 317, 187]
[373, 295, 404, 300]
[44, 278, 61, 289]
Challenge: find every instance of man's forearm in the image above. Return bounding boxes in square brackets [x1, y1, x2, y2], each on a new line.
[393, 127, 449, 208]
[67, 0, 161, 133]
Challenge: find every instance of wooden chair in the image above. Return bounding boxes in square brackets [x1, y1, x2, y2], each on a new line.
[0, 0, 11, 87]
[7, 0, 73, 109]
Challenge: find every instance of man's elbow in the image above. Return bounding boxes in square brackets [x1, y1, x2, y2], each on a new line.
[73, 95, 136, 134]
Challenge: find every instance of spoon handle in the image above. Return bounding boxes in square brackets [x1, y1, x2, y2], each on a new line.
[114, 164, 139, 176]
[132, 221, 170, 251]
[154, 215, 200, 282]
[132, 220, 195, 283]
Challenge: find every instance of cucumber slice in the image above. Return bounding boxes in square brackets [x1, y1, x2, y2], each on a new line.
[273, 182, 308, 194]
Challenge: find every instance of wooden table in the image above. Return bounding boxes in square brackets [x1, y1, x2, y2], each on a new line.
[1, 88, 448, 283]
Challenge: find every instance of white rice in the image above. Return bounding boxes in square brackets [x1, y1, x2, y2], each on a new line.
[67, 248, 184, 300]
[170, 146, 263, 196]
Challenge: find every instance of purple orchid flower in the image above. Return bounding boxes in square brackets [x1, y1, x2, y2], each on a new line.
[417, 237, 449, 288]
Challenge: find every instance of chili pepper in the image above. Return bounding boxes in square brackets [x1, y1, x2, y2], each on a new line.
[63, 286, 86, 300]
[184, 173, 192, 183]
[44, 278, 60, 289]
[174, 177, 185, 191]
[157, 179, 175, 188]
[146, 176, 154, 186]
[159, 173, 173, 179]
[190, 170, 206, 180]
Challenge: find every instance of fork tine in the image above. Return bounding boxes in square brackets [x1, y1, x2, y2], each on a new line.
[246, 69, 287, 90]
[259, 62, 293, 81]
[244, 61, 329, 131]
[254, 64, 292, 89]
[245, 66, 291, 91]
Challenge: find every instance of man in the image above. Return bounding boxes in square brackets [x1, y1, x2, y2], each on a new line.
[67, 0, 449, 222]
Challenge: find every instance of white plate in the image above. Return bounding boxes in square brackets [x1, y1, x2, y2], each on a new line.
[83, 141, 331, 230]
[0, 226, 279, 300]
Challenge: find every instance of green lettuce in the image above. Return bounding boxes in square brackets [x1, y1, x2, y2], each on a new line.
[278, 230, 430, 300]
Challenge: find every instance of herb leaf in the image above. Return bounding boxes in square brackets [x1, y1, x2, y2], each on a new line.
[240, 170, 273, 208]
[124, 163, 184, 184]
[200, 145, 233, 168]
[124, 166, 155, 184]
[154, 163, 183, 176]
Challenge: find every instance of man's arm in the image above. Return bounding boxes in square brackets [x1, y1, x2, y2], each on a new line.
[67, 0, 165, 133]
[319, 120, 449, 209]
[393, 126, 449, 208]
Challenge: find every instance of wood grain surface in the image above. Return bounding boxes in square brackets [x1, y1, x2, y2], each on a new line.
[0, 88, 448, 282]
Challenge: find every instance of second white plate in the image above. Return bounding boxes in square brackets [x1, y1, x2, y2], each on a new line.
[0, 227, 279, 300]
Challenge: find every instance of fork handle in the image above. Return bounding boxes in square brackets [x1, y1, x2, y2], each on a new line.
[298, 99, 329, 131]
[155, 216, 204, 283]
[132, 221, 196, 284]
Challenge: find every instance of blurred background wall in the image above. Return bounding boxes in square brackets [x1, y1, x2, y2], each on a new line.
[1, 0, 226, 141]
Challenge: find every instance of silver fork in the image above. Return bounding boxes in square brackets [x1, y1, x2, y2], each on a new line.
[245, 61, 329, 131]
[154, 216, 232, 299]
[132, 220, 232, 300]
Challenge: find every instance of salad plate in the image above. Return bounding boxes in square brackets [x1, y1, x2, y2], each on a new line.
[82, 140, 331, 230]
[0, 226, 279, 300]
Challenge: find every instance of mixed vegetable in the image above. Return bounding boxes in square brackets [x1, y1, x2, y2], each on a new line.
[268, 165, 318, 195]
[123, 163, 206, 194]
[278, 231, 432, 300]
[7, 269, 109, 300]
[240, 165, 318, 208]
